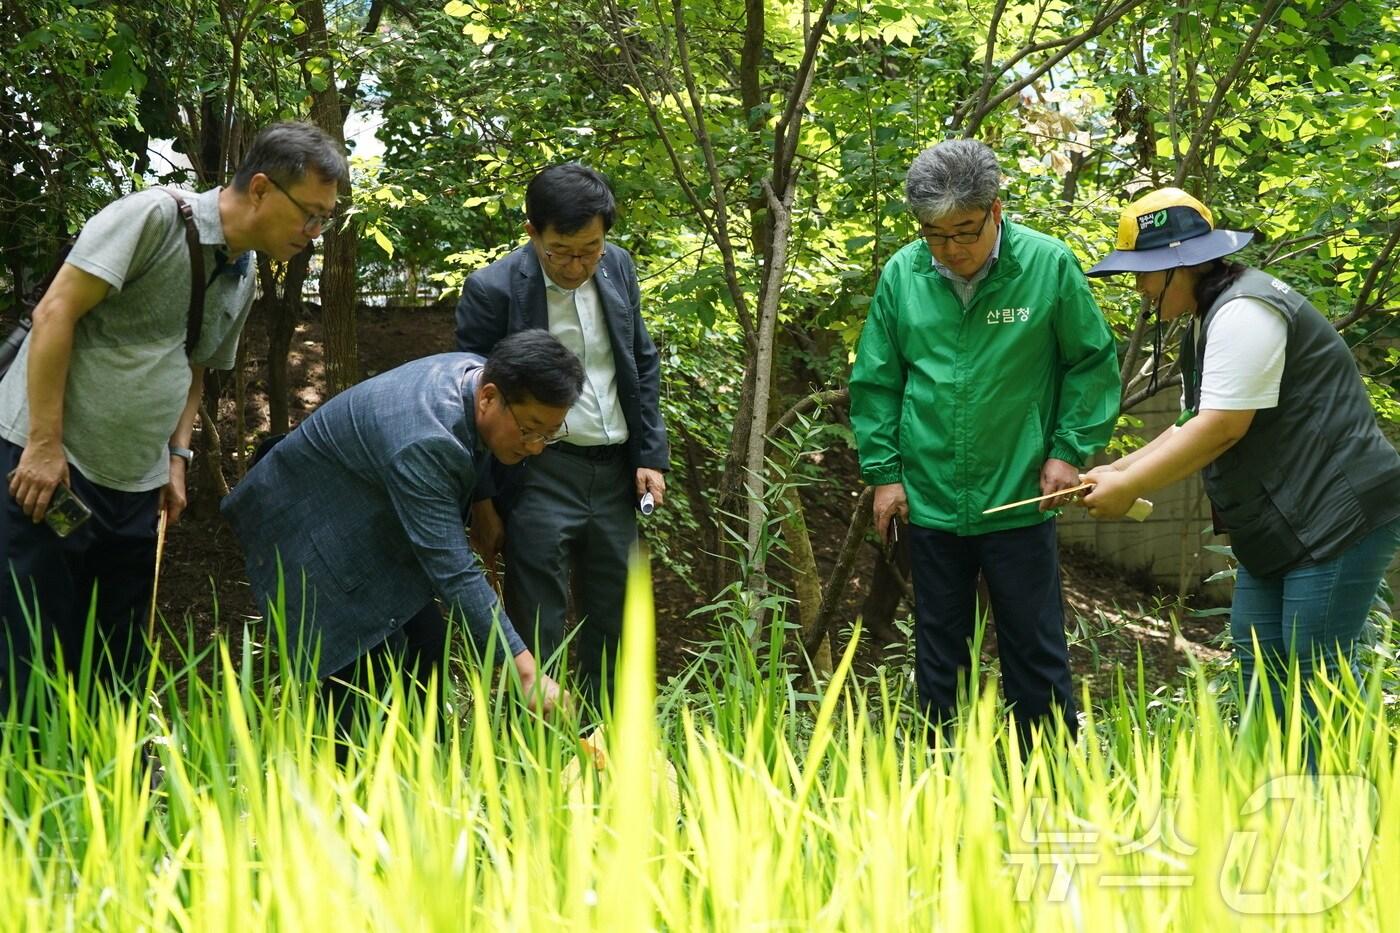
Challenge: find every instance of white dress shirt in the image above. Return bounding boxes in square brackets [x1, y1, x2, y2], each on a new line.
[541, 262, 629, 446]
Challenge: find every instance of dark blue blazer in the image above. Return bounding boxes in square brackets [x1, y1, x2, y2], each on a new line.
[454, 243, 670, 472]
[222, 354, 522, 676]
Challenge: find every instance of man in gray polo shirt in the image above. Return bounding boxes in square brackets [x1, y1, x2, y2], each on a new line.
[1, 122, 347, 712]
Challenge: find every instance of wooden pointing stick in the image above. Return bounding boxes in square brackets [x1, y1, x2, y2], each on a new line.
[982, 481, 1154, 521]
[147, 508, 169, 643]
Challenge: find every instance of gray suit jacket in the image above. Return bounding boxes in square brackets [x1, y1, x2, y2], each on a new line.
[455, 243, 669, 470]
[222, 353, 522, 676]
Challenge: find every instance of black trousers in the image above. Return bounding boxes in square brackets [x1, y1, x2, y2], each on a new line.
[319, 600, 448, 750]
[908, 519, 1077, 742]
[1, 439, 158, 715]
[502, 443, 636, 713]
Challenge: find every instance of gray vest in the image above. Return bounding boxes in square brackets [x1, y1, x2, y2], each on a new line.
[1181, 269, 1400, 577]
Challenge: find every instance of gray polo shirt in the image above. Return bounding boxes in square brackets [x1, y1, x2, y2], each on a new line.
[0, 186, 256, 491]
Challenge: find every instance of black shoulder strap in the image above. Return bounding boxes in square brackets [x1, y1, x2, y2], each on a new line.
[158, 188, 206, 359]
[1180, 312, 1210, 415]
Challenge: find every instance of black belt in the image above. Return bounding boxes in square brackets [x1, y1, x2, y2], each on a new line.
[553, 442, 626, 463]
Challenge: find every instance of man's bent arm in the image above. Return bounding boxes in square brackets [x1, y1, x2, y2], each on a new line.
[385, 441, 528, 660]
[9, 265, 111, 520]
[849, 279, 907, 486]
[388, 444, 562, 712]
[169, 365, 204, 453]
[24, 264, 111, 448]
[161, 365, 204, 524]
[1049, 262, 1121, 465]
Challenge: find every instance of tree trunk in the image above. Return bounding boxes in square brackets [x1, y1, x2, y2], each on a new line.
[187, 394, 230, 520]
[741, 0, 769, 262]
[741, 183, 793, 570]
[179, 93, 230, 518]
[782, 482, 833, 676]
[318, 220, 360, 396]
[260, 250, 313, 435]
[804, 486, 875, 660]
[298, 0, 360, 396]
[233, 333, 249, 480]
[709, 356, 756, 592]
[859, 551, 911, 649]
[674, 420, 722, 588]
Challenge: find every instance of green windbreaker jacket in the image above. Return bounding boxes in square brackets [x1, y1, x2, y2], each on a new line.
[850, 221, 1120, 534]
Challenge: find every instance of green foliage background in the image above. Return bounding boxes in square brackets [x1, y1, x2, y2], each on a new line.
[2, 0, 1398, 578]
[5, 0, 1397, 384]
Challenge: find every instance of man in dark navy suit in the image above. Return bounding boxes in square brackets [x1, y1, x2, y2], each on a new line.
[223, 331, 584, 721]
[455, 164, 669, 709]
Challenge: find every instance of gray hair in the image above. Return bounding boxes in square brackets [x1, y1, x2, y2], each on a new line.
[905, 140, 1002, 222]
[232, 122, 349, 192]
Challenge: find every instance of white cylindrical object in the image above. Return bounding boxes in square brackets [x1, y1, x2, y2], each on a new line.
[1125, 498, 1154, 522]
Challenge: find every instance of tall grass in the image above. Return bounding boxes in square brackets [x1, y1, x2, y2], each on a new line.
[1, 562, 1394, 930]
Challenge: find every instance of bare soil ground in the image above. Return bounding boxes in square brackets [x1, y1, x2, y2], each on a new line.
[156, 305, 1228, 701]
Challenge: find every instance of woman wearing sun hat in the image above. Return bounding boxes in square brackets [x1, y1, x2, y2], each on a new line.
[1080, 187, 1400, 719]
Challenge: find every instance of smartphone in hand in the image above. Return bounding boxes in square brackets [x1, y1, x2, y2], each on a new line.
[7, 468, 93, 537]
[884, 514, 912, 578]
[44, 483, 93, 537]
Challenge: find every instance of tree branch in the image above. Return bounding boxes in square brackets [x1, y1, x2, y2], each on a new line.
[804, 486, 875, 657]
[601, 3, 716, 231]
[959, 0, 1149, 135]
[1173, 0, 1287, 185]
[1117, 300, 1152, 390]
[766, 388, 848, 440]
[1122, 372, 1183, 412]
[772, 0, 839, 191]
[669, 0, 758, 345]
[1262, 226, 1346, 265]
[1333, 223, 1400, 332]
[964, 0, 1010, 137]
[339, 0, 389, 120]
[601, 0, 756, 345]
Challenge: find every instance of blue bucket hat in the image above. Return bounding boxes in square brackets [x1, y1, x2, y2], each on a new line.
[1087, 187, 1252, 277]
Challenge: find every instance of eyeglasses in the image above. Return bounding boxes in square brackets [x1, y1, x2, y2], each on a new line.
[503, 398, 569, 445]
[267, 176, 335, 236]
[542, 244, 605, 266]
[920, 207, 994, 246]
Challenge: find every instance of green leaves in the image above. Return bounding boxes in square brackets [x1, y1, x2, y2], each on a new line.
[1278, 6, 1307, 30]
[367, 224, 395, 257]
[99, 43, 145, 96]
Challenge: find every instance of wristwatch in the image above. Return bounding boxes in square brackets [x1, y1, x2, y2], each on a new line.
[168, 444, 194, 464]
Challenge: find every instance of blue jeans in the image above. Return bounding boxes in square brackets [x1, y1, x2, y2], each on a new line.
[1231, 518, 1400, 723]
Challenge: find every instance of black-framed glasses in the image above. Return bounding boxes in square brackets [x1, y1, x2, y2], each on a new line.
[920, 207, 994, 246]
[267, 176, 335, 236]
[503, 398, 569, 445]
[542, 244, 605, 266]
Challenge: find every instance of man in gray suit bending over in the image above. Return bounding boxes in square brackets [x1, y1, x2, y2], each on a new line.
[222, 330, 583, 718]
[456, 164, 670, 710]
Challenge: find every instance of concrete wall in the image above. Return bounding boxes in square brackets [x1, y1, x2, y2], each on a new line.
[1057, 394, 1400, 609]
[1056, 396, 1234, 603]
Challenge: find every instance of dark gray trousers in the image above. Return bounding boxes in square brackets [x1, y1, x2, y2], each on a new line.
[503, 443, 635, 709]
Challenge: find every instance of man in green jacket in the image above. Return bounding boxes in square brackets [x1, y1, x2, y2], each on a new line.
[850, 140, 1120, 744]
